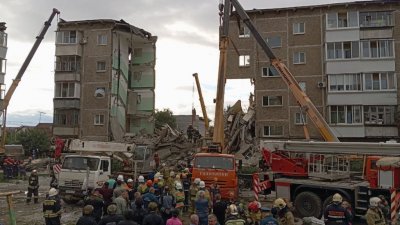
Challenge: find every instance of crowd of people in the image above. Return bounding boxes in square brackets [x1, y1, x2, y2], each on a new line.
[1, 155, 28, 180]
[21, 162, 396, 225]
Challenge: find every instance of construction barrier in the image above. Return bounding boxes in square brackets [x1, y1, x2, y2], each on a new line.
[391, 188, 400, 224]
[252, 173, 270, 201]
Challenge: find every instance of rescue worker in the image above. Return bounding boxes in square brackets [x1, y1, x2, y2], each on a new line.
[76, 205, 97, 225]
[127, 178, 136, 200]
[174, 174, 182, 189]
[27, 169, 39, 204]
[158, 175, 165, 193]
[142, 187, 158, 209]
[209, 177, 220, 205]
[274, 198, 295, 225]
[187, 125, 194, 141]
[225, 204, 246, 225]
[43, 188, 62, 225]
[196, 181, 212, 209]
[366, 197, 387, 225]
[260, 207, 278, 225]
[248, 197, 262, 225]
[174, 182, 185, 216]
[189, 178, 201, 213]
[166, 171, 176, 192]
[181, 173, 191, 212]
[138, 175, 148, 194]
[323, 193, 351, 225]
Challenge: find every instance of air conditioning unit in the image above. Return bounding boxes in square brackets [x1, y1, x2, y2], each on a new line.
[80, 37, 87, 44]
[317, 82, 326, 88]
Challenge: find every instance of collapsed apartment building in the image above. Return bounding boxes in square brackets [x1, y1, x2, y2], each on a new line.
[53, 19, 157, 141]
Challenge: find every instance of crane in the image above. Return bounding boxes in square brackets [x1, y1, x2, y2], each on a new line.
[213, 0, 339, 153]
[0, 8, 60, 154]
[192, 73, 209, 134]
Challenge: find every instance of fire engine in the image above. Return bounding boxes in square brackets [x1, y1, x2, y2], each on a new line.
[258, 140, 400, 221]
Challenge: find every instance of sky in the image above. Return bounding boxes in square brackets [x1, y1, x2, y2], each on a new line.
[1, 0, 360, 126]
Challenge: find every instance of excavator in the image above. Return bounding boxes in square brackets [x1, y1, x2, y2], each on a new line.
[0, 9, 60, 154]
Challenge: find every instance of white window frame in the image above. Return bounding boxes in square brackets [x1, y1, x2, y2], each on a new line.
[239, 26, 250, 38]
[361, 40, 394, 59]
[364, 105, 395, 125]
[261, 66, 279, 77]
[293, 52, 306, 64]
[295, 112, 307, 125]
[239, 55, 250, 67]
[364, 72, 396, 91]
[326, 41, 360, 60]
[94, 114, 105, 125]
[329, 105, 362, 125]
[263, 125, 284, 137]
[262, 96, 283, 107]
[326, 11, 359, 29]
[359, 11, 393, 28]
[97, 34, 107, 45]
[96, 61, 106, 72]
[328, 74, 363, 92]
[293, 22, 305, 34]
[56, 30, 77, 44]
[55, 82, 76, 98]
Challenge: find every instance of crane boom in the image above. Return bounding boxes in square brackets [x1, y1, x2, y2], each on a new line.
[192, 73, 209, 133]
[228, 0, 339, 142]
[0, 8, 60, 153]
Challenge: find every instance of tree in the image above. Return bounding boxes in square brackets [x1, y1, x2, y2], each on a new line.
[155, 108, 176, 129]
[16, 129, 51, 157]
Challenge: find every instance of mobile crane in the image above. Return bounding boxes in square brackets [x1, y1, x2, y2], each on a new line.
[0, 8, 60, 154]
[192, 73, 209, 134]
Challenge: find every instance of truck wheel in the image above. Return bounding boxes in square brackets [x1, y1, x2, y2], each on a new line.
[62, 198, 79, 205]
[294, 191, 322, 218]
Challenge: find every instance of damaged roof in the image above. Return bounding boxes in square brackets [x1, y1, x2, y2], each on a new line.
[58, 19, 153, 40]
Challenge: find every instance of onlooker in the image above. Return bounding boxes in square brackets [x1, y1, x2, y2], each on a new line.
[143, 187, 158, 209]
[212, 194, 226, 225]
[85, 189, 105, 223]
[142, 202, 164, 225]
[160, 186, 175, 222]
[99, 182, 114, 215]
[189, 214, 199, 225]
[118, 210, 139, 225]
[132, 198, 147, 225]
[341, 200, 354, 225]
[260, 207, 278, 225]
[98, 204, 124, 225]
[166, 209, 182, 225]
[76, 205, 97, 225]
[195, 191, 209, 225]
[115, 190, 130, 216]
[208, 214, 220, 225]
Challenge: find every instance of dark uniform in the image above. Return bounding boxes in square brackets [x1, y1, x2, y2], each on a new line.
[43, 196, 62, 225]
[324, 203, 351, 225]
[27, 172, 39, 203]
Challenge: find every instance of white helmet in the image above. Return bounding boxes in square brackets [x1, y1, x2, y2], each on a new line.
[370, 197, 381, 207]
[159, 175, 164, 180]
[170, 171, 175, 177]
[333, 193, 343, 203]
[274, 198, 287, 209]
[48, 188, 58, 197]
[155, 172, 161, 179]
[229, 204, 238, 215]
[176, 182, 183, 190]
[32, 170, 37, 173]
[138, 175, 145, 183]
[117, 175, 124, 181]
[199, 181, 205, 188]
[127, 178, 134, 183]
[194, 178, 201, 185]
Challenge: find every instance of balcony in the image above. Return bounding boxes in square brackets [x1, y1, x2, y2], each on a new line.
[55, 44, 82, 56]
[54, 98, 80, 109]
[0, 31, 7, 59]
[53, 126, 79, 136]
[129, 66, 155, 89]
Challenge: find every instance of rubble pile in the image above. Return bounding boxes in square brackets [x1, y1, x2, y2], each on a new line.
[223, 100, 259, 166]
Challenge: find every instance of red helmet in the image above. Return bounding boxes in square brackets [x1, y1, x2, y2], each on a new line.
[146, 180, 153, 187]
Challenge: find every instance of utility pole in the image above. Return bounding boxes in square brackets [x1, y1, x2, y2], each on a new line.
[38, 111, 45, 124]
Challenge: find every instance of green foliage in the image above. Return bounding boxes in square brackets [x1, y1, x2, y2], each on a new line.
[16, 129, 51, 156]
[155, 108, 176, 129]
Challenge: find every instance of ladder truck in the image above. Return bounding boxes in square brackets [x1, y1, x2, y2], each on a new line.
[258, 140, 400, 222]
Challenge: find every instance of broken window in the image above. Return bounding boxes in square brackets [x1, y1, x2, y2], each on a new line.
[261, 67, 279, 77]
[266, 36, 281, 48]
[295, 112, 307, 125]
[239, 55, 250, 67]
[94, 114, 105, 125]
[94, 87, 105, 98]
[96, 61, 106, 71]
[239, 26, 250, 38]
[364, 106, 395, 125]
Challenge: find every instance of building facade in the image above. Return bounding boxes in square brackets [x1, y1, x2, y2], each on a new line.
[226, 1, 400, 141]
[0, 23, 7, 119]
[53, 19, 157, 141]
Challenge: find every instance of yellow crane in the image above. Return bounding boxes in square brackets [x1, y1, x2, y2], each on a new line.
[192, 73, 209, 134]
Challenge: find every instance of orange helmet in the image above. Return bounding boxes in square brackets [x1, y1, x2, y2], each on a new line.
[146, 180, 153, 187]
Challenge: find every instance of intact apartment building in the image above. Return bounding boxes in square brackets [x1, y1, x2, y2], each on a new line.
[0, 23, 6, 115]
[226, 1, 400, 142]
[53, 19, 157, 141]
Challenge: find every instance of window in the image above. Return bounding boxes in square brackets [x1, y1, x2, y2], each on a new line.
[56, 31, 77, 44]
[55, 56, 80, 72]
[330, 105, 362, 124]
[263, 126, 283, 137]
[266, 36, 281, 48]
[54, 113, 67, 125]
[298, 82, 306, 91]
[96, 61, 106, 71]
[262, 67, 279, 77]
[239, 26, 250, 38]
[94, 114, 105, 125]
[361, 40, 393, 58]
[194, 156, 234, 170]
[327, 12, 358, 29]
[97, 34, 107, 45]
[0, 59, 6, 74]
[293, 22, 305, 34]
[55, 82, 75, 98]
[295, 112, 307, 125]
[54, 110, 79, 126]
[62, 157, 99, 171]
[94, 87, 105, 98]
[327, 41, 359, 60]
[101, 160, 109, 172]
[364, 72, 396, 91]
[364, 106, 395, 125]
[293, 52, 305, 64]
[328, 74, 362, 92]
[239, 55, 250, 67]
[262, 96, 283, 106]
[360, 11, 393, 27]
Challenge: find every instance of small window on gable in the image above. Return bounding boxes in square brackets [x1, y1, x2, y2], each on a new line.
[97, 34, 107, 45]
[239, 26, 250, 38]
[97, 61, 106, 72]
[239, 55, 250, 67]
[95, 87, 105, 98]
[293, 22, 305, 34]
[262, 67, 279, 77]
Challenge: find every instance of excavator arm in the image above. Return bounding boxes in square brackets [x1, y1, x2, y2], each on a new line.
[0, 8, 60, 153]
[227, 0, 339, 142]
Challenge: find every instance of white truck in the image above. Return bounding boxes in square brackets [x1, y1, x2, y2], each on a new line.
[58, 139, 151, 204]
